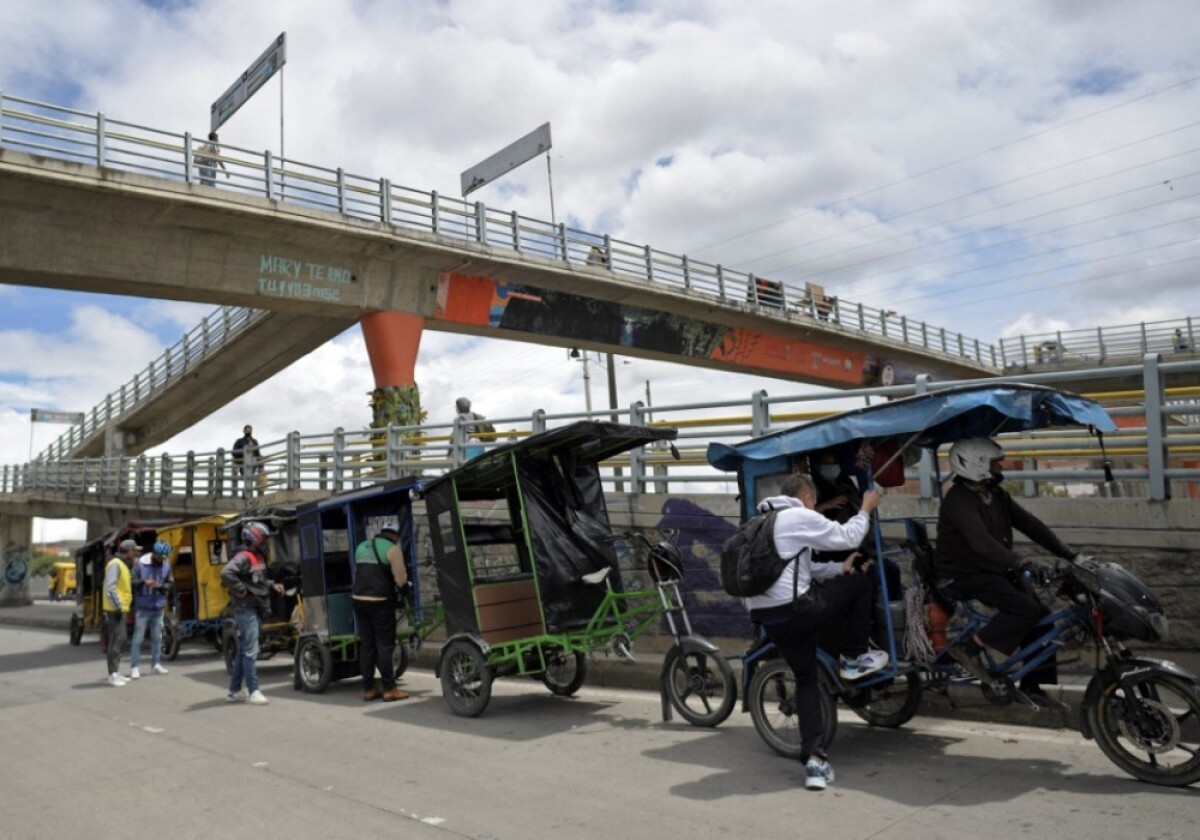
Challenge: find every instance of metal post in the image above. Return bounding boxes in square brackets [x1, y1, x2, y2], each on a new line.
[265, 150, 275, 201]
[628, 402, 646, 494]
[336, 167, 346, 214]
[531, 409, 547, 435]
[430, 190, 440, 234]
[475, 201, 487, 244]
[880, 310, 888, 338]
[1097, 326, 1106, 362]
[1143, 353, 1169, 501]
[558, 223, 567, 261]
[184, 131, 193, 184]
[96, 112, 106, 167]
[716, 265, 726, 302]
[385, 424, 401, 480]
[1020, 335, 1029, 367]
[748, 273, 759, 307]
[915, 375, 934, 499]
[603, 234, 612, 269]
[644, 244, 653, 281]
[287, 431, 302, 489]
[185, 451, 195, 498]
[750, 390, 770, 437]
[1140, 322, 1148, 354]
[333, 427, 347, 491]
[512, 211, 521, 251]
[681, 255, 691, 290]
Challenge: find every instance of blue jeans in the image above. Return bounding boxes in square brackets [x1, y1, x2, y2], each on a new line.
[229, 606, 262, 694]
[130, 608, 163, 669]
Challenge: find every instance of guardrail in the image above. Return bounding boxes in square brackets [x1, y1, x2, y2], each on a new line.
[3, 357, 1198, 506]
[1000, 316, 1197, 368]
[33, 305, 268, 462]
[0, 90, 999, 368]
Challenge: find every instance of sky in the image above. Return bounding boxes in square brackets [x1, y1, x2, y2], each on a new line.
[2, 0, 1200, 539]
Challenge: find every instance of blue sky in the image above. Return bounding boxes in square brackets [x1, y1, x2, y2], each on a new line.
[3, 0, 1200, 537]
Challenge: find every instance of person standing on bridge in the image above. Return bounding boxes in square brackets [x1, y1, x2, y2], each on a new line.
[102, 540, 138, 686]
[129, 540, 174, 680]
[454, 397, 494, 461]
[221, 521, 283, 705]
[231, 425, 261, 492]
[196, 131, 228, 187]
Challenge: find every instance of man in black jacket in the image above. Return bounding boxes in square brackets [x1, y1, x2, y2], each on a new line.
[220, 521, 282, 705]
[352, 527, 410, 702]
[934, 438, 1077, 711]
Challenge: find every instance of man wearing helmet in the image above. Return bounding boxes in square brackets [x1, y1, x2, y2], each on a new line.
[129, 539, 175, 679]
[220, 521, 283, 705]
[934, 438, 1078, 712]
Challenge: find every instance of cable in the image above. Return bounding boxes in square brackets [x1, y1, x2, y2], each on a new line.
[684, 74, 1200, 256]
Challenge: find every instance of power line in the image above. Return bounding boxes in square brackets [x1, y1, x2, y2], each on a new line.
[684, 74, 1200, 256]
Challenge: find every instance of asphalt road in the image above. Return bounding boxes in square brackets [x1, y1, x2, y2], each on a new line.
[0, 624, 1196, 840]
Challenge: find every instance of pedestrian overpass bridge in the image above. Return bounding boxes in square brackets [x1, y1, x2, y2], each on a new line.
[0, 92, 1195, 469]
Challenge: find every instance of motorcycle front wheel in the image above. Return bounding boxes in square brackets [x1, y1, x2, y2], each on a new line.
[1088, 670, 1200, 787]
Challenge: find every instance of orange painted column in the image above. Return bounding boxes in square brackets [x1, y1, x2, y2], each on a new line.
[360, 311, 424, 386]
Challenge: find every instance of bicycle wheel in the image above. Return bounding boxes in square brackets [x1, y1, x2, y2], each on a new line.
[541, 650, 588, 696]
[663, 646, 736, 727]
[162, 618, 182, 662]
[440, 639, 493, 717]
[392, 638, 410, 679]
[747, 658, 838, 759]
[844, 672, 922, 728]
[1088, 670, 1200, 787]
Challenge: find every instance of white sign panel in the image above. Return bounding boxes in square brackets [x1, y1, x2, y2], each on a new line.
[461, 122, 552, 196]
[210, 32, 288, 133]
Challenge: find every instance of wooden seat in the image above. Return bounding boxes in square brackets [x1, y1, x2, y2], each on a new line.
[474, 577, 544, 644]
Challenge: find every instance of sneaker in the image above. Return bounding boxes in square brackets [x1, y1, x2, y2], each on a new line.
[247, 690, 269, 706]
[226, 688, 249, 703]
[152, 664, 169, 675]
[804, 757, 835, 791]
[839, 650, 889, 680]
[947, 646, 991, 682]
[129, 667, 141, 680]
[107, 673, 128, 687]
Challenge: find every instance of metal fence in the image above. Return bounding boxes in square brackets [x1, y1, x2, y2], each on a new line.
[0, 90, 1000, 368]
[1000, 317, 1198, 368]
[4, 357, 1198, 507]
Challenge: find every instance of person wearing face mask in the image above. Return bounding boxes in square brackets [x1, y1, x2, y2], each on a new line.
[129, 540, 175, 679]
[934, 438, 1078, 711]
[811, 450, 862, 524]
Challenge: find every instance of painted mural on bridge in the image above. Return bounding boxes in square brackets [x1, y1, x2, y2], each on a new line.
[434, 271, 922, 387]
[2, 542, 30, 602]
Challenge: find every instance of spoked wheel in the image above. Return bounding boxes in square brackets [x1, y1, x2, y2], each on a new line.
[392, 638, 411, 679]
[844, 671, 922, 727]
[295, 636, 333, 694]
[1088, 671, 1200, 787]
[222, 632, 238, 676]
[441, 639, 493, 717]
[69, 613, 83, 646]
[541, 650, 588, 697]
[747, 658, 838, 759]
[163, 619, 182, 662]
[663, 646, 736, 727]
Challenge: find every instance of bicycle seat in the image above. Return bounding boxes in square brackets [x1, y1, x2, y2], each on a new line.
[580, 567, 612, 586]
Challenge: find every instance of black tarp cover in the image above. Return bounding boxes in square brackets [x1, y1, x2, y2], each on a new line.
[422, 421, 677, 634]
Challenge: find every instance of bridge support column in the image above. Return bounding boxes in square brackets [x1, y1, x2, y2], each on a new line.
[362, 312, 426, 475]
[0, 513, 34, 607]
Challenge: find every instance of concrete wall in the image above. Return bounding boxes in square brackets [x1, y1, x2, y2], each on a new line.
[0, 513, 33, 606]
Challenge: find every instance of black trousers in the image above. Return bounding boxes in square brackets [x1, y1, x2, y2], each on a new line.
[952, 570, 1056, 689]
[103, 610, 126, 675]
[353, 598, 398, 690]
[756, 573, 872, 762]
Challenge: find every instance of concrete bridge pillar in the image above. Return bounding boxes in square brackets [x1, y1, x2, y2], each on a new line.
[104, 425, 133, 457]
[0, 513, 34, 607]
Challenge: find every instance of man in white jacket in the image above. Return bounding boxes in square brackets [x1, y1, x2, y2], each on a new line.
[745, 473, 886, 791]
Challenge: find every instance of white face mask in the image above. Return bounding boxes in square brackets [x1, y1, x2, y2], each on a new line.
[819, 465, 841, 481]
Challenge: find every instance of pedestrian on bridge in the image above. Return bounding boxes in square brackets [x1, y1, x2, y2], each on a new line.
[196, 132, 228, 187]
[454, 397, 494, 461]
[103, 540, 138, 686]
[129, 540, 174, 680]
[232, 425, 261, 492]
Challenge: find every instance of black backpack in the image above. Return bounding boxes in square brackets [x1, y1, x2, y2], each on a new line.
[719, 509, 800, 597]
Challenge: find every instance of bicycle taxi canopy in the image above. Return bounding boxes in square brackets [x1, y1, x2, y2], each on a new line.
[420, 420, 677, 639]
[708, 383, 1117, 517]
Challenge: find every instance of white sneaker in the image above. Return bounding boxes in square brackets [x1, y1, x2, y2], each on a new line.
[226, 688, 249, 703]
[247, 690, 269, 706]
[129, 667, 141, 680]
[107, 673, 127, 687]
[152, 664, 169, 675]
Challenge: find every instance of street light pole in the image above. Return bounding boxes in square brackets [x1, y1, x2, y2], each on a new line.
[605, 353, 618, 422]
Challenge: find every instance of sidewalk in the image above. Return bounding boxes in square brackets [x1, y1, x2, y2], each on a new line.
[0, 599, 1099, 731]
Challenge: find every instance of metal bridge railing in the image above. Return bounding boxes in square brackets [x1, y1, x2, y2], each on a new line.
[0, 90, 998, 369]
[999, 316, 1197, 368]
[4, 357, 1198, 506]
[34, 305, 268, 461]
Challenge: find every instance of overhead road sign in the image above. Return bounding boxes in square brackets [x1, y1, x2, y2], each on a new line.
[461, 122, 552, 197]
[31, 409, 84, 424]
[211, 32, 288, 133]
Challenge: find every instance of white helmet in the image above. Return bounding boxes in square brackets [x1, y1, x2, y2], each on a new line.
[947, 438, 1005, 482]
